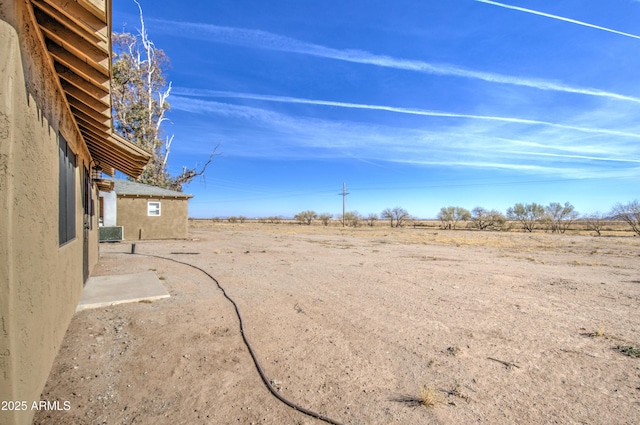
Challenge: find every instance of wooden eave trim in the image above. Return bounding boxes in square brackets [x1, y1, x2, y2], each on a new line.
[45, 40, 109, 91]
[109, 133, 153, 159]
[96, 179, 115, 192]
[36, 15, 110, 74]
[35, 0, 109, 43]
[70, 104, 110, 130]
[28, 0, 150, 179]
[82, 132, 150, 168]
[85, 149, 140, 178]
[79, 128, 151, 177]
[81, 131, 150, 166]
[61, 79, 110, 113]
[55, 62, 109, 103]
[24, 0, 92, 163]
[32, 0, 107, 53]
[68, 97, 110, 125]
[77, 0, 107, 21]
[117, 194, 194, 200]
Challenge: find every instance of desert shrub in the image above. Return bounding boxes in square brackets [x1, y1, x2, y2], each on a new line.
[438, 206, 471, 229]
[506, 202, 545, 232]
[344, 211, 363, 227]
[318, 213, 333, 226]
[259, 216, 283, 224]
[616, 345, 640, 358]
[295, 210, 317, 225]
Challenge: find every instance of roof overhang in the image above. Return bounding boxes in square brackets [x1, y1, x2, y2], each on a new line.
[117, 194, 194, 200]
[28, 0, 151, 178]
[95, 179, 114, 192]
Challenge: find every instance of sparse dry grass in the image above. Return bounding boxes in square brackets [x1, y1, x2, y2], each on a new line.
[588, 326, 607, 338]
[418, 385, 440, 408]
[189, 219, 638, 252]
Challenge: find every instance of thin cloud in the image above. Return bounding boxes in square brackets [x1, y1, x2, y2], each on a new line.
[170, 94, 640, 179]
[173, 88, 640, 139]
[477, 0, 640, 40]
[501, 151, 640, 164]
[152, 18, 640, 104]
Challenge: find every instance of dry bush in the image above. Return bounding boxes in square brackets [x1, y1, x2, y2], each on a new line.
[419, 385, 440, 407]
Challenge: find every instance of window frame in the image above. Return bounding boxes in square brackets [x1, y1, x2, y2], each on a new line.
[58, 133, 77, 246]
[147, 201, 161, 217]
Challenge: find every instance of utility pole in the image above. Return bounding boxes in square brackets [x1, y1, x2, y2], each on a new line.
[339, 182, 349, 227]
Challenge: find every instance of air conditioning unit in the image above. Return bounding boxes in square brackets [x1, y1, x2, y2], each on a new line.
[99, 226, 124, 242]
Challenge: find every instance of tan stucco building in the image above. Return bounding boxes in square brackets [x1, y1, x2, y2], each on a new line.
[0, 1, 150, 424]
[100, 179, 193, 240]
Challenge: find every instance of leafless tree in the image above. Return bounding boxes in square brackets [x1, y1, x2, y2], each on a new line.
[111, 1, 216, 191]
[471, 207, 506, 230]
[381, 207, 410, 228]
[611, 200, 640, 235]
[366, 213, 378, 227]
[583, 212, 607, 236]
[545, 202, 579, 233]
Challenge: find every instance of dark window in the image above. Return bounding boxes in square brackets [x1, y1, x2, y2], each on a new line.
[59, 133, 76, 245]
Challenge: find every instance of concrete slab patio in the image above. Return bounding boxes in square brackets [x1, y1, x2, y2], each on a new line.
[76, 271, 170, 312]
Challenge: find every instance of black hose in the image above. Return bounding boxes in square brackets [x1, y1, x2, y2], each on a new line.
[134, 252, 344, 425]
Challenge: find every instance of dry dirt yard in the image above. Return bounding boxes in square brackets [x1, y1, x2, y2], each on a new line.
[35, 223, 640, 425]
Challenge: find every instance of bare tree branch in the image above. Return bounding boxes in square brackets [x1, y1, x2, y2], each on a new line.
[111, 3, 218, 191]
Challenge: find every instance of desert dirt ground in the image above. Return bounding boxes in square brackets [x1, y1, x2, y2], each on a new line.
[35, 223, 640, 425]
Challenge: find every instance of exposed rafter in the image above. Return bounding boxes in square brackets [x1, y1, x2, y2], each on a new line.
[28, 0, 150, 178]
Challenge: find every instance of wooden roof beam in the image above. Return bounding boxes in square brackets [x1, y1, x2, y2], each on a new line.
[34, 8, 109, 71]
[76, 0, 107, 21]
[55, 62, 110, 104]
[67, 96, 110, 125]
[61, 80, 110, 113]
[35, 0, 109, 43]
[78, 125, 151, 165]
[82, 137, 149, 177]
[70, 105, 111, 131]
[45, 40, 109, 92]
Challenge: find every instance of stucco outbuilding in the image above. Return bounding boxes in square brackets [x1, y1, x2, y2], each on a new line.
[100, 179, 193, 240]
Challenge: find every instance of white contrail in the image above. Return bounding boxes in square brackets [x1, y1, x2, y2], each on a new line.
[502, 151, 640, 164]
[173, 89, 640, 139]
[153, 18, 640, 104]
[477, 0, 640, 40]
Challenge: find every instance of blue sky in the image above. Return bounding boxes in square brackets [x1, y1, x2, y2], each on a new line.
[112, 0, 640, 219]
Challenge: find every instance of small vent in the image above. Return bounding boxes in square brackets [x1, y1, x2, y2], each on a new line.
[99, 226, 124, 242]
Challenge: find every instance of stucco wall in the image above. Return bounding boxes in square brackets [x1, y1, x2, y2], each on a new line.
[117, 196, 190, 240]
[0, 3, 99, 424]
